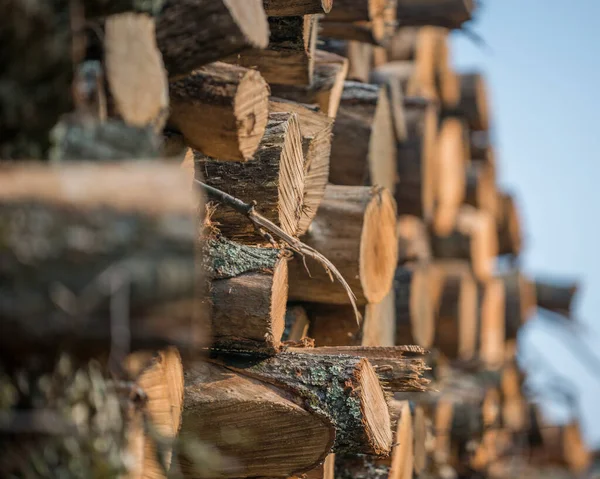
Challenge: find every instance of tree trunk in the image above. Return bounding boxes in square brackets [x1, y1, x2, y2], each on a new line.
[395, 0, 475, 29]
[0, 162, 205, 362]
[432, 118, 468, 236]
[329, 82, 397, 194]
[478, 278, 506, 369]
[397, 216, 432, 264]
[535, 279, 580, 316]
[104, 13, 168, 128]
[224, 15, 318, 86]
[430, 262, 478, 361]
[178, 361, 335, 478]
[269, 100, 334, 235]
[196, 112, 305, 243]
[496, 191, 523, 256]
[501, 270, 537, 339]
[263, 0, 333, 15]
[270, 50, 349, 119]
[394, 265, 435, 348]
[456, 72, 490, 132]
[465, 162, 498, 217]
[212, 351, 393, 455]
[204, 237, 289, 353]
[430, 207, 498, 281]
[288, 185, 398, 305]
[156, 0, 269, 78]
[168, 62, 270, 161]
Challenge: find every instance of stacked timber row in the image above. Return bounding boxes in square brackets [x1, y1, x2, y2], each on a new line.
[0, 1, 592, 479]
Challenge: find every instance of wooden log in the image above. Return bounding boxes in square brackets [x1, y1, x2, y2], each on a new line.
[413, 404, 427, 475]
[306, 290, 395, 347]
[319, 20, 389, 46]
[329, 82, 397, 194]
[168, 62, 270, 161]
[225, 15, 318, 86]
[270, 50, 349, 119]
[370, 70, 409, 142]
[288, 185, 398, 305]
[535, 278, 579, 316]
[103, 13, 169, 128]
[432, 118, 469, 236]
[470, 387, 502, 472]
[394, 265, 436, 348]
[126, 348, 184, 478]
[263, 0, 333, 15]
[397, 216, 432, 264]
[284, 305, 311, 341]
[470, 130, 494, 164]
[289, 454, 336, 479]
[500, 363, 526, 433]
[430, 262, 479, 361]
[465, 162, 498, 217]
[456, 72, 490, 132]
[320, 39, 373, 84]
[178, 361, 335, 478]
[195, 112, 305, 243]
[203, 237, 289, 353]
[430, 207, 498, 281]
[0, 161, 204, 362]
[501, 270, 536, 339]
[269, 100, 334, 235]
[395, 0, 475, 29]
[212, 350, 394, 455]
[324, 0, 389, 22]
[156, 0, 269, 78]
[496, 191, 523, 256]
[81, 0, 165, 17]
[478, 278, 506, 369]
[394, 97, 439, 219]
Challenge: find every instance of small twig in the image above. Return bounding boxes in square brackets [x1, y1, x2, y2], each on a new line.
[196, 179, 362, 324]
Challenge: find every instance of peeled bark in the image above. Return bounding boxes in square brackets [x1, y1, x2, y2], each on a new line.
[288, 185, 398, 305]
[156, 0, 269, 78]
[0, 162, 204, 361]
[329, 82, 397, 194]
[535, 279, 580, 316]
[196, 112, 305, 243]
[168, 62, 270, 161]
[501, 270, 537, 339]
[225, 15, 318, 86]
[430, 207, 498, 281]
[395, 0, 475, 29]
[432, 118, 469, 236]
[496, 191, 523, 256]
[204, 237, 289, 353]
[397, 216, 432, 264]
[478, 278, 506, 369]
[270, 50, 349, 119]
[263, 0, 333, 15]
[269, 100, 334, 235]
[394, 265, 436, 348]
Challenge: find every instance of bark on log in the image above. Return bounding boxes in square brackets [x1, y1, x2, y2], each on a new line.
[430, 262, 479, 361]
[394, 265, 436, 348]
[224, 15, 318, 86]
[329, 82, 397, 194]
[465, 162, 498, 217]
[212, 350, 393, 455]
[270, 50, 349, 119]
[397, 216, 432, 264]
[324, 0, 390, 22]
[496, 191, 523, 256]
[288, 185, 398, 305]
[263, 0, 333, 15]
[195, 112, 305, 243]
[501, 270, 536, 339]
[478, 278, 506, 369]
[395, 0, 475, 29]
[430, 207, 498, 281]
[0, 162, 204, 361]
[156, 0, 269, 78]
[168, 62, 270, 161]
[319, 21, 388, 46]
[269, 100, 334, 235]
[203, 237, 289, 353]
[320, 39, 373, 84]
[126, 348, 184, 478]
[456, 72, 490, 132]
[104, 13, 169, 128]
[178, 361, 335, 478]
[535, 279, 580, 316]
[432, 118, 469, 236]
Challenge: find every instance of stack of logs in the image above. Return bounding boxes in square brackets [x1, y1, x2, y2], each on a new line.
[0, 0, 592, 478]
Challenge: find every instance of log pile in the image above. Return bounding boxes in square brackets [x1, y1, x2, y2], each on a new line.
[0, 1, 592, 479]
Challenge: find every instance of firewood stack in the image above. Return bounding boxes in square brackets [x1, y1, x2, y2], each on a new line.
[0, 1, 592, 478]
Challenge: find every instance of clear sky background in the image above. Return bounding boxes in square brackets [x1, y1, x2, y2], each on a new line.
[451, 0, 600, 445]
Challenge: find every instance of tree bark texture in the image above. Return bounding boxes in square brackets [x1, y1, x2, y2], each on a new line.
[195, 112, 305, 243]
[395, 0, 475, 29]
[263, 0, 333, 15]
[455, 72, 490, 132]
[288, 185, 398, 305]
[156, 0, 269, 78]
[168, 62, 270, 161]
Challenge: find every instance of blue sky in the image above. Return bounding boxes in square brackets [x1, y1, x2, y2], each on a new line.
[452, 0, 600, 327]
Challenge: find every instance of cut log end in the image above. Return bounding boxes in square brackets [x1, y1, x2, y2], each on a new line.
[479, 279, 506, 369]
